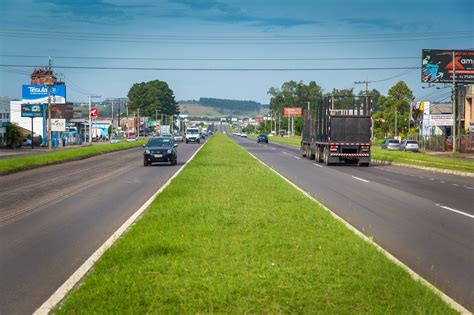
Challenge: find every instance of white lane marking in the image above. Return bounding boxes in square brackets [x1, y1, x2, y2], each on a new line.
[429, 178, 435, 181]
[463, 185, 474, 190]
[271, 147, 276, 150]
[418, 176, 424, 179]
[452, 184, 459, 187]
[245, 150, 469, 314]
[34, 143, 207, 315]
[282, 151, 291, 155]
[439, 181, 445, 184]
[435, 204, 474, 219]
[294, 156, 301, 160]
[352, 176, 370, 183]
[313, 163, 323, 168]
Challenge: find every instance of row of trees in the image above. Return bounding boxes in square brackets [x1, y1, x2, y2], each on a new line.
[127, 80, 179, 118]
[264, 80, 415, 138]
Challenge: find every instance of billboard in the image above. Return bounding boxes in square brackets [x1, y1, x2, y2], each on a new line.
[90, 108, 99, 117]
[422, 49, 474, 83]
[22, 84, 66, 104]
[284, 107, 302, 117]
[21, 104, 44, 118]
[51, 119, 66, 131]
[430, 114, 453, 126]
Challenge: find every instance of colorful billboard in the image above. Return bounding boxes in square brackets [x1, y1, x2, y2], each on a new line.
[22, 84, 66, 104]
[284, 107, 302, 117]
[21, 104, 44, 118]
[422, 49, 474, 84]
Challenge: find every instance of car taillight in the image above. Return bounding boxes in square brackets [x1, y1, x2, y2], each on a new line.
[330, 145, 338, 151]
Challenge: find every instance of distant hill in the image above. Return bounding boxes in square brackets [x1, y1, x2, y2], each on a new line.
[178, 97, 269, 118]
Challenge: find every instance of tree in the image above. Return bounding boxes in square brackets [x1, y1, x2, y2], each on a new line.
[127, 80, 179, 118]
[374, 81, 414, 138]
[6, 123, 23, 149]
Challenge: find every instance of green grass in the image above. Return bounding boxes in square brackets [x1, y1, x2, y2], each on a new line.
[0, 139, 146, 175]
[248, 133, 301, 147]
[371, 147, 474, 173]
[55, 134, 454, 314]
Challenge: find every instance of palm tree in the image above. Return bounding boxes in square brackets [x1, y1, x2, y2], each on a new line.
[6, 123, 23, 149]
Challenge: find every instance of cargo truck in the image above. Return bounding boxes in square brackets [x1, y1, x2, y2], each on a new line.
[301, 95, 372, 166]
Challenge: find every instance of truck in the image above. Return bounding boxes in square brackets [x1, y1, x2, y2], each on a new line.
[301, 95, 372, 167]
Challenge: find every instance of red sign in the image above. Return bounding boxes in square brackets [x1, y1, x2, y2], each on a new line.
[255, 116, 264, 123]
[284, 107, 302, 117]
[90, 108, 99, 117]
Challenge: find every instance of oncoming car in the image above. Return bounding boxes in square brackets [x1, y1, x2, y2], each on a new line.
[185, 127, 200, 143]
[143, 137, 178, 166]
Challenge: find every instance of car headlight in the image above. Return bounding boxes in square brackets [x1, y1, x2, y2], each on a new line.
[145, 149, 150, 154]
[167, 149, 172, 154]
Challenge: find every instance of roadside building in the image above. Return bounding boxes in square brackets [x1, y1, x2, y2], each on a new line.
[463, 85, 473, 133]
[0, 96, 10, 145]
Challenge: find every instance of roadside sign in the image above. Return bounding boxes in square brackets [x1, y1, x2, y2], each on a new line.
[284, 107, 302, 117]
[21, 104, 44, 117]
[51, 119, 66, 131]
[430, 114, 453, 126]
[90, 108, 99, 117]
[22, 84, 66, 104]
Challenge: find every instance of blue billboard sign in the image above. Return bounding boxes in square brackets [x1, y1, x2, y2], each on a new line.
[21, 104, 45, 117]
[22, 84, 66, 104]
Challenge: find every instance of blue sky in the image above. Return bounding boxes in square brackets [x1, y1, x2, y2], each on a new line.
[0, 0, 473, 104]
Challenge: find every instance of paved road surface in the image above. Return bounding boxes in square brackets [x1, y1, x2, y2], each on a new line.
[0, 141, 202, 315]
[231, 134, 473, 311]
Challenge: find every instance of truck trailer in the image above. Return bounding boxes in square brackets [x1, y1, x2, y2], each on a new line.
[301, 96, 372, 166]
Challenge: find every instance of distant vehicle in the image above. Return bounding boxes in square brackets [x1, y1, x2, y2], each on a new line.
[301, 95, 372, 166]
[110, 137, 121, 144]
[240, 133, 247, 138]
[161, 134, 172, 138]
[185, 127, 200, 143]
[257, 134, 268, 143]
[22, 138, 32, 146]
[445, 136, 470, 151]
[200, 132, 208, 139]
[143, 137, 178, 166]
[235, 132, 241, 137]
[400, 140, 419, 152]
[381, 139, 401, 151]
[173, 133, 184, 142]
[127, 136, 137, 142]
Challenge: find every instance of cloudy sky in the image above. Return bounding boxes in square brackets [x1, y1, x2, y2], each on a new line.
[0, 0, 472, 103]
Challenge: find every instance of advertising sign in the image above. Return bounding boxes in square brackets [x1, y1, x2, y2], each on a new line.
[284, 107, 302, 117]
[430, 114, 453, 126]
[420, 101, 432, 137]
[422, 49, 474, 83]
[255, 116, 264, 123]
[22, 84, 66, 104]
[51, 119, 66, 131]
[90, 108, 99, 117]
[21, 104, 44, 118]
[160, 125, 171, 135]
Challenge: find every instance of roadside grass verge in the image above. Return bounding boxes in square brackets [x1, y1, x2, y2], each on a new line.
[248, 133, 301, 147]
[55, 134, 455, 314]
[0, 139, 146, 175]
[371, 147, 474, 173]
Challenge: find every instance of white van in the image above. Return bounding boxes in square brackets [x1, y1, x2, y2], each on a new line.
[185, 127, 200, 143]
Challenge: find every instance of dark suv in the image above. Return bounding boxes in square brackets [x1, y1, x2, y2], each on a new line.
[257, 134, 268, 143]
[143, 137, 178, 166]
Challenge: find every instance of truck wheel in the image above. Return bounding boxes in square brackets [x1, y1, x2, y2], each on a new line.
[301, 145, 307, 157]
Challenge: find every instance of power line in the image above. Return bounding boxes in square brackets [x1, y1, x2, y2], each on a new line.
[0, 64, 420, 71]
[0, 54, 419, 61]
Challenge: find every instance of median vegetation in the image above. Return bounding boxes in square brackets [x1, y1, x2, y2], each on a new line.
[55, 134, 454, 314]
[0, 140, 146, 175]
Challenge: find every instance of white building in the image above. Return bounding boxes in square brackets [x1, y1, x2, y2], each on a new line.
[10, 100, 45, 138]
[0, 97, 10, 145]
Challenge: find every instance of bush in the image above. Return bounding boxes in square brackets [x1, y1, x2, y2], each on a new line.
[6, 123, 23, 149]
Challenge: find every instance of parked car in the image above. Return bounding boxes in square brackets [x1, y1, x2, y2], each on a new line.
[240, 133, 247, 138]
[127, 136, 137, 142]
[173, 133, 184, 142]
[381, 139, 401, 150]
[257, 134, 268, 143]
[445, 136, 470, 151]
[110, 137, 121, 144]
[400, 140, 419, 152]
[143, 137, 178, 166]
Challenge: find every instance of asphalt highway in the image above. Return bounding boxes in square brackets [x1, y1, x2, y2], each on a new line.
[0, 141, 203, 315]
[231, 134, 473, 311]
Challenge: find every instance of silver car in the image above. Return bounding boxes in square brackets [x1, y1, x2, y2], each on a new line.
[400, 140, 419, 152]
[381, 139, 401, 151]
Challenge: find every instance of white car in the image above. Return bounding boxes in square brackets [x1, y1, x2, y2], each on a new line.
[110, 137, 121, 144]
[240, 133, 247, 138]
[185, 128, 200, 143]
[127, 136, 137, 142]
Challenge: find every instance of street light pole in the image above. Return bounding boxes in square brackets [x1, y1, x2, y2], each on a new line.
[452, 51, 456, 153]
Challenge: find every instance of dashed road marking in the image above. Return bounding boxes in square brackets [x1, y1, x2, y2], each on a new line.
[435, 204, 474, 219]
[463, 185, 474, 190]
[452, 184, 459, 186]
[294, 156, 301, 160]
[352, 176, 370, 183]
[439, 181, 445, 184]
[429, 178, 435, 181]
[313, 163, 323, 168]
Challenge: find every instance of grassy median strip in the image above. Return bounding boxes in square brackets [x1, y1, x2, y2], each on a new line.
[56, 133, 454, 314]
[371, 147, 474, 173]
[0, 140, 146, 175]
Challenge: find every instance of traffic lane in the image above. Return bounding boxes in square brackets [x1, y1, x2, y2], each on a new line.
[233, 137, 473, 310]
[237, 136, 473, 215]
[0, 141, 202, 315]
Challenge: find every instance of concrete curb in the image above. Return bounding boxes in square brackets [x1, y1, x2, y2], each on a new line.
[244, 150, 470, 314]
[371, 159, 474, 178]
[33, 142, 208, 315]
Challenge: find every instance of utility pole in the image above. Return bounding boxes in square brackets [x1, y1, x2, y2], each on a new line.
[111, 100, 114, 135]
[47, 57, 53, 150]
[137, 108, 140, 137]
[125, 101, 129, 135]
[452, 51, 456, 153]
